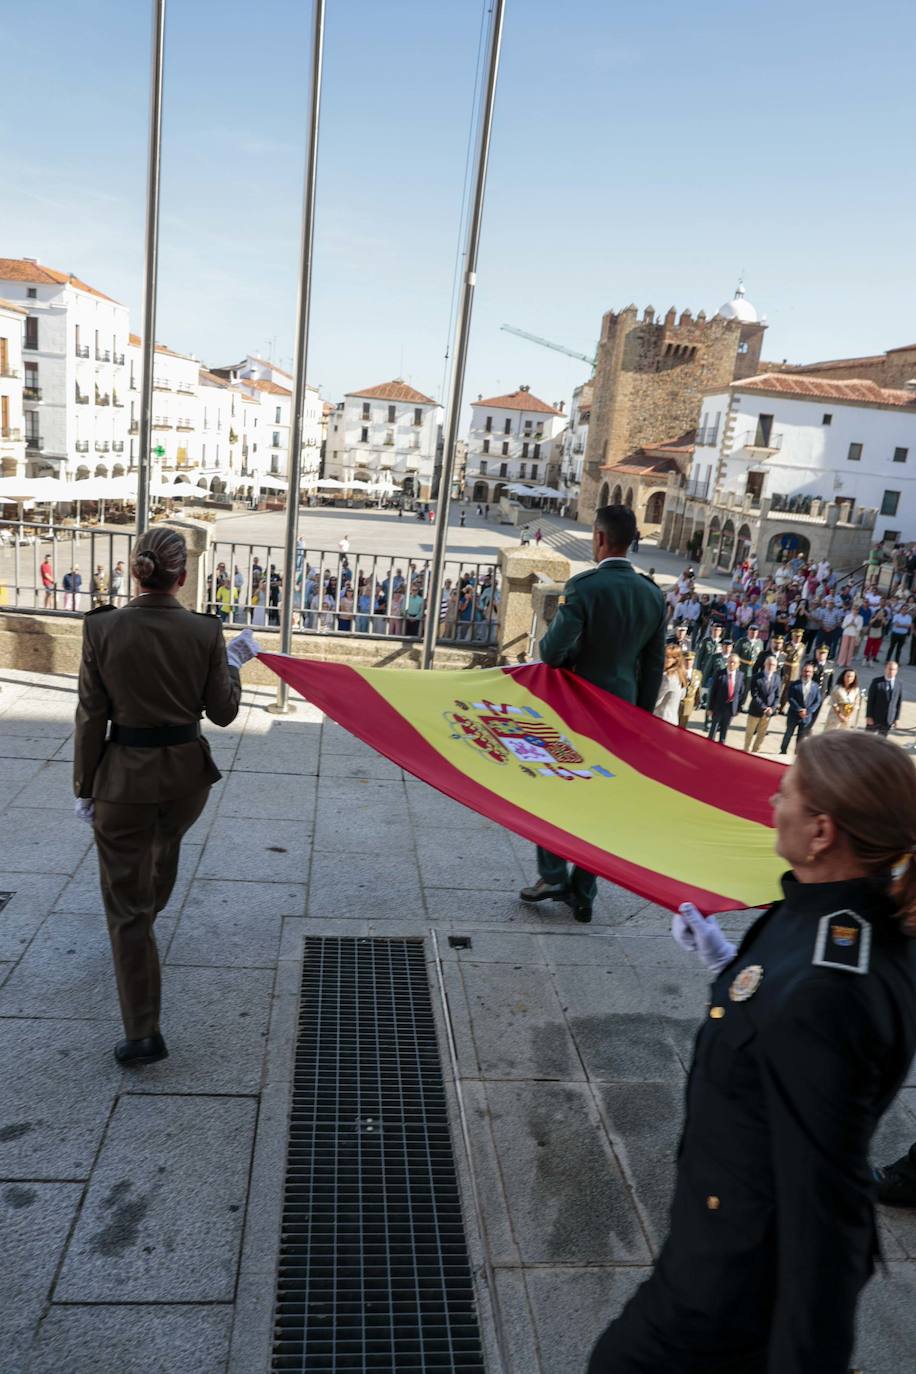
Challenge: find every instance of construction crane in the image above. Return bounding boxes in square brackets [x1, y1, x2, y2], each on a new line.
[500, 323, 596, 368]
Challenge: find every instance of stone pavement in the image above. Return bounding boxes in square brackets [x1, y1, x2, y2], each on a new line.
[1, 664, 915, 1374]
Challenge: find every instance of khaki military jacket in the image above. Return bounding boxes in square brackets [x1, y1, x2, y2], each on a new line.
[74, 593, 241, 802]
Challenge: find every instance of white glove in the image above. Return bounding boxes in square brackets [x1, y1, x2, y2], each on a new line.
[671, 902, 736, 974]
[74, 797, 95, 826]
[226, 626, 262, 669]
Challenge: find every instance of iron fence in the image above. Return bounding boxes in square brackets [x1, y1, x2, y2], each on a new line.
[0, 518, 135, 611]
[0, 520, 501, 647]
[205, 536, 500, 645]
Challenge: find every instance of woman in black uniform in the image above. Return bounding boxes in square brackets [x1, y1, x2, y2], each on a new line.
[588, 730, 916, 1374]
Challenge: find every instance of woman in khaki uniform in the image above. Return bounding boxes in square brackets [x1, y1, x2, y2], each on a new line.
[73, 527, 258, 1066]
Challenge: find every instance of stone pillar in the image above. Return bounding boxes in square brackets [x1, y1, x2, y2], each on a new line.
[495, 546, 571, 664]
[160, 519, 211, 612]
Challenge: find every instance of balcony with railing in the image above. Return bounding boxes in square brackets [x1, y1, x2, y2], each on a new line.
[75, 343, 90, 359]
[95, 440, 110, 453]
[112, 391, 124, 407]
[176, 418, 194, 431]
[694, 424, 720, 448]
[112, 440, 124, 453]
[75, 440, 89, 453]
[112, 351, 125, 366]
[176, 382, 195, 394]
[25, 434, 42, 451]
[1, 366, 20, 378]
[152, 417, 173, 429]
[1, 427, 22, 442]
[684, 474, 711, 500]
[75, 388, 90, 405]
[732, 428, 783, 458]
[23, 386, 41, 401]
[153, 376, 172, 390]
[22, 337, 38, 352]
[129, 421, 139, 434]
[95, 348, 111, 362]
[229, 430, 239, 444]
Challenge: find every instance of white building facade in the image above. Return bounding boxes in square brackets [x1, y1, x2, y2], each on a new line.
[325, 380, 441, 500]
[0, 299, 26, 479]
[693, 374, 916, 542]
[0, 258, 131, 481]
[558, 378, 592, 517]
[464, 386, 565, 505]
[211, 355, 321, 494]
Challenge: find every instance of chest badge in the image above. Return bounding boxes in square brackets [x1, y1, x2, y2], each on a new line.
[813, 910, 870, 975]
[729, 964, 764, 1002]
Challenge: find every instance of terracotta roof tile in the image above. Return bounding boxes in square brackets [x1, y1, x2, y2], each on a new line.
[198, 369, 232, 389]
[348, 379, 437, 406]
[0, 257, 120, 304]
[0, 297, 28, 315]
[739, 373, 916, 408]
[473, 388, 561, 416]
[245, 378, 292, 397]
[128, 333, 141, 346]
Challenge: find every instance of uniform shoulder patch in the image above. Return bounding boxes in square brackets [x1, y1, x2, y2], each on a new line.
[813, 909, 871, 975]
[85, 604, 117, 616]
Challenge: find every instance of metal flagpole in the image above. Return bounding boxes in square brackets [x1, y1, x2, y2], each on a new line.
[421, 0, 506, 670]
[136, 0, 166, 539]
[268, 0, 326, 714]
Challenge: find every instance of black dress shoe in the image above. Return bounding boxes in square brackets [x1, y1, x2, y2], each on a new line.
[570, 899, 593, 924]
[114, 1034, 168, 1067]
[875, 1145, 916, 1207]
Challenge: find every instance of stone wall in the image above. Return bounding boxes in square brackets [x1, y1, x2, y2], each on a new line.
[782, 344, 916, 391]
[580, 305, 745, 524]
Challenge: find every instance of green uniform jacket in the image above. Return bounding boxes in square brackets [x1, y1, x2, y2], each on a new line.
[539, 559, 666, 710]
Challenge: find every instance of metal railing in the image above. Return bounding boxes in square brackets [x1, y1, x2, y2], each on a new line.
[1, 427, 22, 442]
[23, 386, 41, 400]
[25, 435, 42, 450]
[113, 352, 125, 365]
[205, 536, 500, 646]
[75, 344, 90, 358]
[95, 349, 111, 362]
[0, 518, 135, 612]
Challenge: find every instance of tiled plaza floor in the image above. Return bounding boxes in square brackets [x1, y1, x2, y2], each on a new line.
[0, 663, 914, 1373]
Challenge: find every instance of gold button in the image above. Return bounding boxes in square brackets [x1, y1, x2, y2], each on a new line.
[709, 1006, 725, 1020]
[707, 1195, 720, 1211]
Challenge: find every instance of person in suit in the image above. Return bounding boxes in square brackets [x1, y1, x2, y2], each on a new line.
[744, 654, 780, 752]
[588, 730, 916, 1374]
[780, 662, 822, 754]
[866, 659, 902, 737]
[520, 503, 665, 923]
[706, 653, 744, 744]
[73, 526, 260, 1066]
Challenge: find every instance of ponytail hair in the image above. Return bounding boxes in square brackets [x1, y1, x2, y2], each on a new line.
[795, 732, 916, 935]
[131, 527, 187, 592]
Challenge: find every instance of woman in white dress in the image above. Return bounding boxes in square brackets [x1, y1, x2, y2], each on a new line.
[823, 667, 861, 731]
[654, 645, 687, 726]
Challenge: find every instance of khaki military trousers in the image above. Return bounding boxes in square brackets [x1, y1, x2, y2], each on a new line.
[93, 788, 210, 1039]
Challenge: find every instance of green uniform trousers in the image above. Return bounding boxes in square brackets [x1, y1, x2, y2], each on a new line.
[93, 787, 209, 1039]
[536, 846, 598, 904]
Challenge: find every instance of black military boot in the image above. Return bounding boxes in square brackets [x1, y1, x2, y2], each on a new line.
[114, 1033, 169, 1067]
[875, 1143, 916, 1207]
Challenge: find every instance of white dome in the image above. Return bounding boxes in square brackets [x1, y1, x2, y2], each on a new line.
[717, 280, 759, 324]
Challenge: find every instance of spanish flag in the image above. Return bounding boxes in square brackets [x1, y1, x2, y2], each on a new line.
[260, 654, 785, 915]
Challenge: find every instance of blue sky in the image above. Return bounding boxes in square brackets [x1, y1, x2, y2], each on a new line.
[2, 0, 914, 415]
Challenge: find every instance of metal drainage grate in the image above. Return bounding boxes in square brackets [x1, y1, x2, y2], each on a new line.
[272, 937, 486, 1373]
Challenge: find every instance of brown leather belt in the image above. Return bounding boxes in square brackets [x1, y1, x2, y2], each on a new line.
[108, 722, 201, 747]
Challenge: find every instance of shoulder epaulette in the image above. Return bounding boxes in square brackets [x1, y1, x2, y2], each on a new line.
[85, 604, 117, 616]
[813, 910, 871, 975]
[193, 610, 220, 620]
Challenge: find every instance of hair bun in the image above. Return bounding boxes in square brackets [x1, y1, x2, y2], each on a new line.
[137, 547, 158, 566]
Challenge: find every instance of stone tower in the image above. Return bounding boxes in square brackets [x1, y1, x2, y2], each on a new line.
[579, 286, 767, 524]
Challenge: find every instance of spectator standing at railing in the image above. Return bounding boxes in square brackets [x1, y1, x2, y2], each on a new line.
[110, 561, 125, 606]
[405, 583, 424, 636]
[232, 565, 244, 613]
[62, 565, 82, 612]
[91, 565, 109, 609]
[356, 580, 372, 633]
[338, 584, 353, 632]
[40, 551, 55, 608]
[389, 584, 406, 635]
[268, 565, 281, 626]
[373, 586, 387, 634]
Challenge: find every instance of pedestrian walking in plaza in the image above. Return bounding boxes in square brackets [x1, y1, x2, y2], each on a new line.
[40, 551, 55, 608]
[706, 653, 744, 744]
[744, 654, 780, 752]
[520, 525, 531, 546]
[459, 509, 466, 527]
[73, 526, 258, 1066]
[110, 560, 125, 605]
[534, 526, 542, 546]
[62, 564, 82, 611]
[589, 730, 916, 1374]
[780, 662, 821, 753]
[866, 660, 902, 737]
[520, 504, 665, 923]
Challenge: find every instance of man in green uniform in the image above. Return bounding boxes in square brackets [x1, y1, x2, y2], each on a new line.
[519, 504, 665, 923]
[734, 623, 763, 710]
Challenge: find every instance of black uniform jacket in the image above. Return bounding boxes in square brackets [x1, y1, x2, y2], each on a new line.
[653, 874, 916, 1373]
[74, 594, 241, 803]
